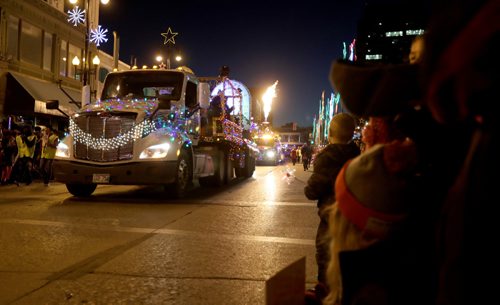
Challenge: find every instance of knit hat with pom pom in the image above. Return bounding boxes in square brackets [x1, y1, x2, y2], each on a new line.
[335, 141, 418, 239]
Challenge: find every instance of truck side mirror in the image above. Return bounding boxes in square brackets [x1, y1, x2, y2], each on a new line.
[46, 100, 59, 109]
[198, 83, 210, 109]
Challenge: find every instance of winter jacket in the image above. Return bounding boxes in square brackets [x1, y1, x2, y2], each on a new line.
[304, 142, 360, 208]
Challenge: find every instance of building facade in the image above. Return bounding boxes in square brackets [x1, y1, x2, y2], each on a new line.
[356, 2, 428, 64]
[0, 0, 128, 129]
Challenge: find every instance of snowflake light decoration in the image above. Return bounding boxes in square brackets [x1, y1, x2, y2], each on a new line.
[281, 166, 296, 185]
[67, 6, 86, 26]
[89, 25, 108, 46]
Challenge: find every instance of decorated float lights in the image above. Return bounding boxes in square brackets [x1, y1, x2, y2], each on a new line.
[69, 118, 157, 150]
[69, 114, 190, 151]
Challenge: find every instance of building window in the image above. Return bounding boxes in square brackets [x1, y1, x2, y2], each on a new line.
[68, 43, 82, 80]
[98, 67, 109, 82]
[365, 54, 383, 60]
[20, 21, 42, 66]
[43, 32, 53, 71]
[385, 31, 403, 37]
[60, 39, 68, 77]
[406, 29, 425, 36]
[7, 15, 19, 60]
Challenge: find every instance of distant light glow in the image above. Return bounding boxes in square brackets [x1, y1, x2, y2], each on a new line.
[349, 39, 356, 61]
[385, 31, 403, 37]
[263, 81, 278, 122]
[406, 29, 425, 36]
[365, 54, 382, 60]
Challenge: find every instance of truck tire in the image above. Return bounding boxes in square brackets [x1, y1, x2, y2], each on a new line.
[234, 157, 245, 178]
[245, 154, 256, 178]
[165, 151, 191, 198]
[235, 151, 255, 178]
[224, 153, 233, 184]
[199, 149, 225, 187]
[66, 183, 97, 197]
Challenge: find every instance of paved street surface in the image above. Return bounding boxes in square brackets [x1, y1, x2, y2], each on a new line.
[0, 162, 317, 305]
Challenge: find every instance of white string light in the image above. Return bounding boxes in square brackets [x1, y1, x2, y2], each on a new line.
[69, 119, 157, 150]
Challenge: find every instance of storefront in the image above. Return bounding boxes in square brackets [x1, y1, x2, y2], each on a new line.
[0, 72, 81, 129]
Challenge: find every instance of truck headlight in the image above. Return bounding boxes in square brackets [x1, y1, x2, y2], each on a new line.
[265, 150, 276, 158]
[140, 143, 170, 159]
[55, 142, 70, 158]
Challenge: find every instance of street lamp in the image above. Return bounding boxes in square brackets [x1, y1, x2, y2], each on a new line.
[156, 55, 166, 69]
[72, 54, 100, 97]
[157, 52, 182, 69]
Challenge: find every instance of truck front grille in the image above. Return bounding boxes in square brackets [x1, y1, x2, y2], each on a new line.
[74, 113, 136, 162]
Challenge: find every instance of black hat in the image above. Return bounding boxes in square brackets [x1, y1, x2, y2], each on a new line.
[330, 60, 421, 117]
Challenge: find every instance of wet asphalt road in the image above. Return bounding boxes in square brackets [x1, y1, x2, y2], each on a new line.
[0, 162, 317, 305]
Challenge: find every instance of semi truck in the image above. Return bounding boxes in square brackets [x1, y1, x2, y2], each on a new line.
[254, 132, 284, 166]
[50, 67, 257, 198]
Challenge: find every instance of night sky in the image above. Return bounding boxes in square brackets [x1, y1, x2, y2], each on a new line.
[99, 0, 369, 127]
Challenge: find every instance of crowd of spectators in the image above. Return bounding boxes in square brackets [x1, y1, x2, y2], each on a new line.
[0, 123, 59, 186]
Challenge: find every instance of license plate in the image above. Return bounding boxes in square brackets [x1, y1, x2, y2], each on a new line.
[92, 173, 110, 183]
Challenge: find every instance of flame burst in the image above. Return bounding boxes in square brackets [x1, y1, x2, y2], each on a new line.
[262, 80, 278, 122]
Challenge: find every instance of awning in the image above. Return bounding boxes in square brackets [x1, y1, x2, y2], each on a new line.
[3, 72, 81, 117]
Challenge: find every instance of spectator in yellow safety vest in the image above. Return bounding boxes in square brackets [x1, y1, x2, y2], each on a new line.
[15, 125, 37, 185]
[40, 127, 59, 186]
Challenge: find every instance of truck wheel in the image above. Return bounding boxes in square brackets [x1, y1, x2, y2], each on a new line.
[236, 152, 254, 178]
[165, 151, 191, 198]
[235, 161, 244, 178]
[66, 183, 97, 197]
[244, 155, 256, 178]
[224, 154, 233, 184]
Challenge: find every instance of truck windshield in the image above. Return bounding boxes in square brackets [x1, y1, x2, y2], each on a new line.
[101, 71, 184, 100]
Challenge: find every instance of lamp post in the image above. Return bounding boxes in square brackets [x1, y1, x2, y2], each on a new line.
[72, 54, 100, 97]
[91, 54, 100, 98]
[68, 0, 109, 102]
[160, 27, 179, 69]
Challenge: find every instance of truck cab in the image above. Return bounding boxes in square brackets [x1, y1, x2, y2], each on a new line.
[255, 134, 284, 166]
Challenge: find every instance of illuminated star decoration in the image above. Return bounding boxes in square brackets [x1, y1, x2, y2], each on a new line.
[161, 27, 178, 45]
[89, 25, 108, 46]
[281, 166, 296, 185]
[67, 6, 86, 26]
